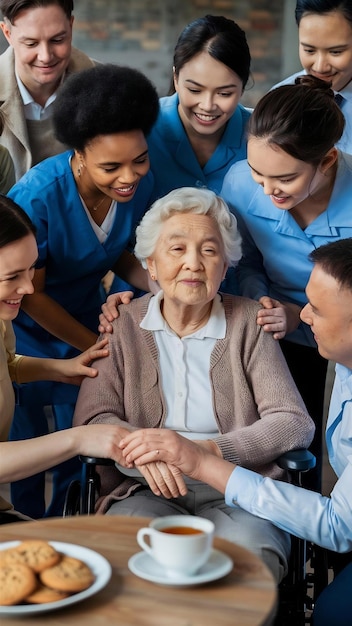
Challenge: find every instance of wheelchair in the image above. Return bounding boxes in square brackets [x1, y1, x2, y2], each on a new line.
[273, 449, 328, 626]
[63, 449, 331, 625]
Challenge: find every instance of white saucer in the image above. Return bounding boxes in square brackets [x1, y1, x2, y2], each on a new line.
[128, 548, 233, 586]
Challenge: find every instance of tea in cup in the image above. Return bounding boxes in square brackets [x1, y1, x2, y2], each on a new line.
[137, 515, 214, 579]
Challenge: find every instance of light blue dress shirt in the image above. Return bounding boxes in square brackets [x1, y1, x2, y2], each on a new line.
[147, 92, 251, 203]
[225, 363, 352, 552]
[272, 71, 352, 155]
[221, 151, 352, 346]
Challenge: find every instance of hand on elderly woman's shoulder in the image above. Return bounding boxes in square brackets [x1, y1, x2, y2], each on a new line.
[98, 291, 134, 334]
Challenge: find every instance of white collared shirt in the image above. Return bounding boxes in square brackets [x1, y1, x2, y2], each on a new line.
[140, 291, 226, 439]
[15, 71, 62, 121]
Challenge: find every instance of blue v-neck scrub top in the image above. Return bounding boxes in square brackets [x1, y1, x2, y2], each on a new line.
[8, 150, 153, 403]
[221, 151, 352, 347]
[147, 93, 251, 203]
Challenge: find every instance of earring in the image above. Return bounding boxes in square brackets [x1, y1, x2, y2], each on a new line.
[150, 274, 156, 281]
[77, 162, 84, 177]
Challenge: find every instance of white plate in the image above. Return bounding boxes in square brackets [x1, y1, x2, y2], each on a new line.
[128, 548, 233, 586]
[0, 540, 112, 616]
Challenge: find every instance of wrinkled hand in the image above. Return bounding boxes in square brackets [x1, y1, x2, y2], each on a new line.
[138, 460, 187, 498]
[120, 429, 205, 480]
[58, 337, 109, 385]
[257, 296, 302, 340]
[98, 291, 134, 334]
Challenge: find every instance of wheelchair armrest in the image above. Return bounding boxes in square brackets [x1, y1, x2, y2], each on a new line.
[79, 455, 115, 467]
[277, 448, 316, 473]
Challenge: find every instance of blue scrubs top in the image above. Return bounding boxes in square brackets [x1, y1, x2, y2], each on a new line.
[147, 93, 251, 203]
[9, 150, 153, 363]
[221, 152, 352, 346]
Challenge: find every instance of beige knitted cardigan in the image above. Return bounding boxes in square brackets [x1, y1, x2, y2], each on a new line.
[73, 293, 314, 513]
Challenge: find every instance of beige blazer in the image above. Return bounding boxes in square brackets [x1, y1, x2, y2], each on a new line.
[0, 46, 97, 180]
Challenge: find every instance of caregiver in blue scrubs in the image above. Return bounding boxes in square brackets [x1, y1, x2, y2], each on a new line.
[7, 64, 159, 518]
[147, 14, 252, 202]
[221, 75, 351, 491]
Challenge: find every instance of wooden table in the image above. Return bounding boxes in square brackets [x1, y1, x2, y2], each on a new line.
[0, 515, 277, 626]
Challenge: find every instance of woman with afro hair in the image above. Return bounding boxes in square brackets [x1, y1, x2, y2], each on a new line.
[7, 63, 159, 519]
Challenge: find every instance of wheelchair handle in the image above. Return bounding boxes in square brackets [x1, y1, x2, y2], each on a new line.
[79, 455, 115, 466]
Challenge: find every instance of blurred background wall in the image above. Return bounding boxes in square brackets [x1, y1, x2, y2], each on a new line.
[0, 0, 301, 108]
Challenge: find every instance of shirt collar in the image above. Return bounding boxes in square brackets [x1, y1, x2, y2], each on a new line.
[15, 70, 65, 110]
[140, 291, 226, 339]
[336, 80, 352, 102]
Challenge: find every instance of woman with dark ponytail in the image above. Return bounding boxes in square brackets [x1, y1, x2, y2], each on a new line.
[221, 75, 352, 492]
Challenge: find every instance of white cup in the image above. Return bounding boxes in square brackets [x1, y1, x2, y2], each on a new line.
[137, 515, 214, 579]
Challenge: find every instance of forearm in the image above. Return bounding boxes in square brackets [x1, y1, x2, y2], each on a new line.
[226, 465, 352, 552]
[0, 423, 132, 483]
[21, 292, 97, 352]
[196, 453, 234, 493]
[10, 356, 70, 384]
[0, 430, 82, 483]
[112, 250, 149, 292]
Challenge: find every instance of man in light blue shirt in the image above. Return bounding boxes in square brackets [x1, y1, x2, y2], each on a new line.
[120, 237, 352, 626]
[272, 0, 352, 155]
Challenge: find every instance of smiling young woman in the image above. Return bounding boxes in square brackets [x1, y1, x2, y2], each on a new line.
[146, 14, 252, 204]
[6, 63, 159, 520]
[0, 195, 138, 525]
[221, 74, 350, 491]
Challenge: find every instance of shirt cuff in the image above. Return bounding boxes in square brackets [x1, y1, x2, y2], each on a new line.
[225, 465, 264, 508]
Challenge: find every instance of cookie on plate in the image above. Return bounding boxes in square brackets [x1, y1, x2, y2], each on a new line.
[40, 555, 95, 592]
[25, 583, 70, 604]
[0, 563, 37, 606]
[2, 540, 60, 573]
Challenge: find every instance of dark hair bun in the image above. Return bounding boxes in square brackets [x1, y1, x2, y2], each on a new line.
[294, 75, 335, 99]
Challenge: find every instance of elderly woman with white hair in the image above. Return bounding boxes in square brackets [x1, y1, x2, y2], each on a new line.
[73, 187, 314, 584]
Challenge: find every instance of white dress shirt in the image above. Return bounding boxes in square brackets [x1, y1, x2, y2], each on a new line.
[15, 71, 63, 120]
[140, 290, 226, 439]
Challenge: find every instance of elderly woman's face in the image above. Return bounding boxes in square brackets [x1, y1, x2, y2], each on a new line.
[146, 213, 228, 307]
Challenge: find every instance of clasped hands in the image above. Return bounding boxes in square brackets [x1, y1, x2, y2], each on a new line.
[117, 428, 209, 499]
